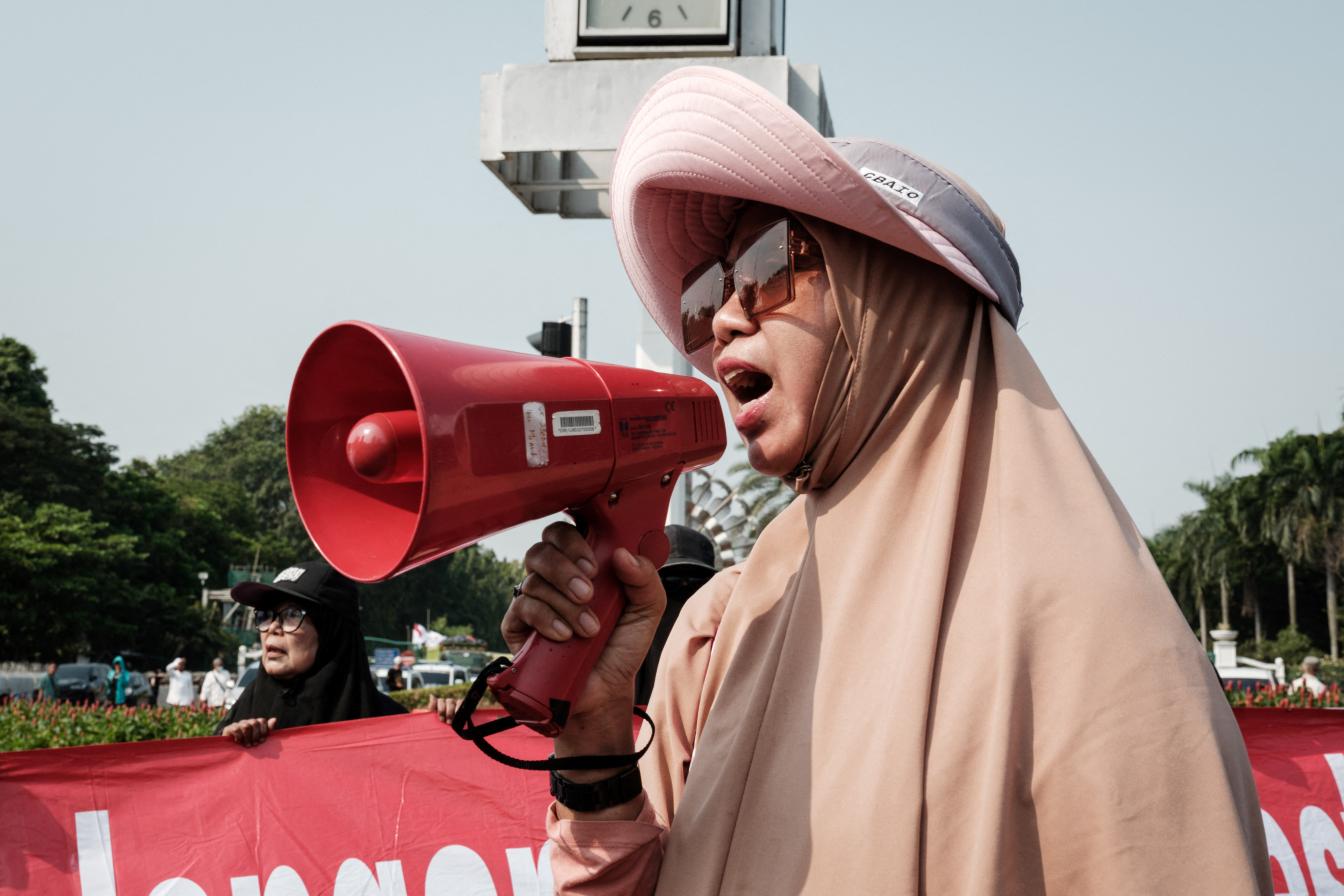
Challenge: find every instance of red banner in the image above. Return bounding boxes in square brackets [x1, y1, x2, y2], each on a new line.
[4, 709, 1344, 895]
[0, 712, 555, 896]
[1238, 709, 1344, 896]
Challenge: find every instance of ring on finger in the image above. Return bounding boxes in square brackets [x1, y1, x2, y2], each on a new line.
[511, 577, 527, 598]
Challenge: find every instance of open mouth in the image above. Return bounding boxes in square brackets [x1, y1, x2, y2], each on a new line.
[723, 368, 773, 405]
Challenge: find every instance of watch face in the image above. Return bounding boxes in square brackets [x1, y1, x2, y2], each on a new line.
[579, 0, 729, 40]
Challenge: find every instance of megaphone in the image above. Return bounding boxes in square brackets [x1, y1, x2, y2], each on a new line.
[286, 321, 725, 735]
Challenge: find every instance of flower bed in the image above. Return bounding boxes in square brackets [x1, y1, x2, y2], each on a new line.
[1224, 683, 1344, 709]
[0, 700, 225, 751]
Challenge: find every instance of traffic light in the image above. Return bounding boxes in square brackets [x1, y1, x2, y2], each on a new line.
[526, 321, 573, 357]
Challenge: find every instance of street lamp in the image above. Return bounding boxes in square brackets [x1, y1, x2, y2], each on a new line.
[198, 571, 209, 608]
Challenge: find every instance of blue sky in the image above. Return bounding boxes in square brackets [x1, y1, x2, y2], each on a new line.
[2, 2, 1340, 561]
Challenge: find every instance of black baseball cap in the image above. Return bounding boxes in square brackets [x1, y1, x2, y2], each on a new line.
[662, 524, 718, 575]
[230, 560, 359, 620]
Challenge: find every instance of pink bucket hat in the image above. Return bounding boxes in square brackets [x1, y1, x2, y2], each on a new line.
[611, 66, 1022, 376]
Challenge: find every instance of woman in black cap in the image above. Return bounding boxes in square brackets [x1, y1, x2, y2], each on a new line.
[219, 559, 405, 746]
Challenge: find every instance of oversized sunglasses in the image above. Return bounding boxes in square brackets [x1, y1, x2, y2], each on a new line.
[255, 606, 309, 634]
[680, 217, 825, 353]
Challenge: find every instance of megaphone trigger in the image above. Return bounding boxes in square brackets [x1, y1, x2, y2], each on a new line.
[637, 525, 672, 569]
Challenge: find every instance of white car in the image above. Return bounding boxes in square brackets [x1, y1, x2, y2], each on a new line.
[374, 667, 425, 693]
[411, 663, 470, 688]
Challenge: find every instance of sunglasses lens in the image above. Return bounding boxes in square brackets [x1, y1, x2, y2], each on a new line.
[735, 220, 792, 319]
[678, 219, 820, 353]
[681, 259, 727, 353]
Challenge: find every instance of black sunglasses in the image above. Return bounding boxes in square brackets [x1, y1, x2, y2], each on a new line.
[680, 217, 825, 353]
[255, 606, 309, 634]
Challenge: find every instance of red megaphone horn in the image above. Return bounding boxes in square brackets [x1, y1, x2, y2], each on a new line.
[286, 321, 725, 734]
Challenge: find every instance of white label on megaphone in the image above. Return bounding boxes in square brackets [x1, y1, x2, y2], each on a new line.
[523, 402, 549, 468]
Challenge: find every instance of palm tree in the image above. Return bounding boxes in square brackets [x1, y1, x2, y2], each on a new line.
[1150, 523, 1204, 645]
[1224, 470, 1279, 643]
[1184, 478, 1243, 634]
[1234, 432, 1310, 631]
[1284, 429, 1344, 659]
[727, 450, 797, 541]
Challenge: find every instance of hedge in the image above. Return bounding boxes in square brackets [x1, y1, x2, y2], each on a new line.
[0, 686, 495, 751]
[11, 682, 1330, 752]
[0, 700, 225, 751]
[386, 683, 491, 711]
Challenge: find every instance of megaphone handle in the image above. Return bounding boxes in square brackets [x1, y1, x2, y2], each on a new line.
[488, 474, 675, 737]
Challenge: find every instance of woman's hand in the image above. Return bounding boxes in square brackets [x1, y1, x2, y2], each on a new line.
[221, 717, 276, 747]
[425, 694, 459, 723]
[502, 521, 666, 757]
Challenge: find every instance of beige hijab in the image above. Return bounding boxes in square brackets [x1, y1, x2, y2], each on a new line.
[639, 217, 1271, 893]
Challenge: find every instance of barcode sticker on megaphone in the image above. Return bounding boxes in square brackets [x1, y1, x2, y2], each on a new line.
[552, 410, 601, 437]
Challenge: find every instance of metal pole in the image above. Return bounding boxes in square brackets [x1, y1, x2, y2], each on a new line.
[572, 296, 588, 359]
[670, 353, 694, 526]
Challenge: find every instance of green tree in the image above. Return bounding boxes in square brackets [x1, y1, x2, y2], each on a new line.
[1149, 524, 1201, 639]
[157, 405, 314, 572]
[0, 339, 117, 512]
[1235, 432, 1314, 631]
[0, 336, 53, 411]
[360, 546, 523, 652]
[1183, 478, 1243, 634]
[0, 338, 236, 663]
[1284, 430, 1344, 659]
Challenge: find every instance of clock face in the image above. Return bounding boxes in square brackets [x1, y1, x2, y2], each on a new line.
[579, 0, 730, 40]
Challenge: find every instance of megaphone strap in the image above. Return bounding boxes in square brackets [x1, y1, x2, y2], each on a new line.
[451, 657, 655, 772]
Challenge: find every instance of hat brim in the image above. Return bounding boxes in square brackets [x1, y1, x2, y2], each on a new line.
[229, 581, 323, 610]
[611, 66, 1005, 377]
[661, 558, 718, 576]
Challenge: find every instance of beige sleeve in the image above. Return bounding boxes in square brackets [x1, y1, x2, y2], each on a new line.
[545, 568, 738, 893]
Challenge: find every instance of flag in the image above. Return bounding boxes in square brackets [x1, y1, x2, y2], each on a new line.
[411, 623, 447, 648]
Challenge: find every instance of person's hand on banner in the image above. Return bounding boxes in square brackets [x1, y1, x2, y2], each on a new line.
[221, 717, 277, 747]
[426, 695, 459, 723]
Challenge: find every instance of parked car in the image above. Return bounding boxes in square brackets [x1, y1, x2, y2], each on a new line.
[224, 662, 259, 711]
[123, 671, 155, 707]
[440, 650, 491, 675]
[374, 667, 425, 693]
[53, 663, 112, 704]
[0, 671, 43, 701]
[412, 663, 469, 688]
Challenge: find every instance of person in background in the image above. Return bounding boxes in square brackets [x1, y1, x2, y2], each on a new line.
[165, 657, 194, 707]
[218, 560, 405, 746]
[1290, 656, 1328, 697]
[386, 666, 406, 692]
[108, 656, 131, 706]
[39, 661, 58, 701]
[634, 525, 718, 706]
[198, 657, 233, 709]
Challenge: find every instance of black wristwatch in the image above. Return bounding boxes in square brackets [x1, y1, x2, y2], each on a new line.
[550, 763, 643, 812]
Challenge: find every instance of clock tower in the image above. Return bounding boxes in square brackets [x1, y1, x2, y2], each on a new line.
[481, 0, 831, 219]
[480, 0, 831, 525]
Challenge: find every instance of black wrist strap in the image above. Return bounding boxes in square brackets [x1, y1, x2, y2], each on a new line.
[550, 762, 643, 812]
[451, 657, 655, 772]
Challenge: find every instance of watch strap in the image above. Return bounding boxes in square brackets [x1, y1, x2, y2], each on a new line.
[550, 762, 643, 812]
